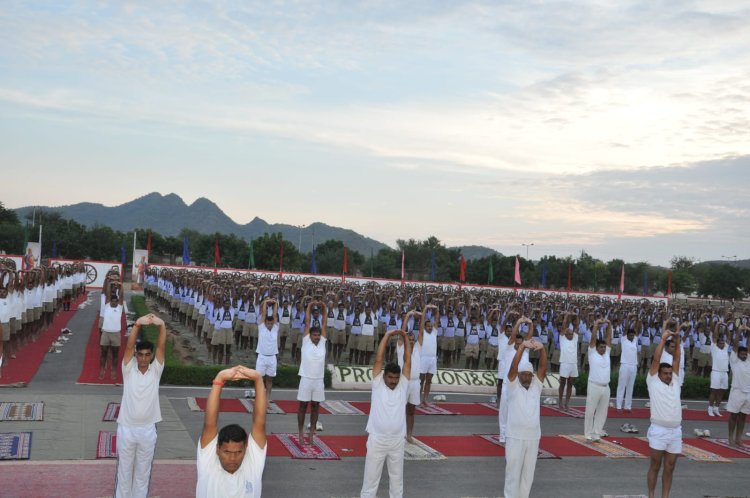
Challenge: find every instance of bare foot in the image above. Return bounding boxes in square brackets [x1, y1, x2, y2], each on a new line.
[728, 440, 738, 448]
[406, 435, 415, 444]
[110, 371, 117, 381]
[98, 370, 105, 380]
[297, 433, 305, 446]
[309, 431, 316, 446]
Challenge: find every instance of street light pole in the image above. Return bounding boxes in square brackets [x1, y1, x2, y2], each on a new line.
[721, 255, 737, 265]
[521, 242, 534, 260]
[298, 225, 305, 251]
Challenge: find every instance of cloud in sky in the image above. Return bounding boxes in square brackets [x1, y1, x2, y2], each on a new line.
[0, 1, 748, 266]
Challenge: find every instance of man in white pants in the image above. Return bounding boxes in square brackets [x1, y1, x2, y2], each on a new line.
[616, 328, 640, 412]
[499, 316, 532, 443]
[360, 328, 411, 498]
[646, 320, 682, 498]
[115, 313, 166, 498]
[585, 318, 612, 442]
[504, 338, 547, 498]
[727, 325, 750, 447]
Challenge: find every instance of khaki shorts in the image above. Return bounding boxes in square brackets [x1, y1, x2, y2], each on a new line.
[290, 329, 302, 345]
[196, 315, 205, 329]
[454, 336, 465, 350]
[278, 323, 290, 338]
[697, 351, 712, 367]
[179, 301, 188, 313]
[211, 327, 233, 346]
[1, 322, 10, 341]
[487, 345, 498, 359]
[191, 307, 200, 320]
[441, 337, 456, 352]
[610, 343, 621, 356]
[100, 331, 121, 347]
[358, 334, 375, 352]
[43, 302, 53, 313]
[170, 297, 180, 309]
[330, 327, 347, 345]
[347, 333, 360, 351]
[247, 323, 259, 339]
[479, 339, 488, 353]
[33, 307, 42, 320]
[464, 343, 480, 359]
[551, 349, 561, 364]
[9, 318, 18, 335]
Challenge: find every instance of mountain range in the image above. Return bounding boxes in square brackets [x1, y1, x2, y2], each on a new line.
[16, 193, 504, 258]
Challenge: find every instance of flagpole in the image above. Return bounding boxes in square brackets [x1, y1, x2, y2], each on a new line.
[38, 224, 43, 264]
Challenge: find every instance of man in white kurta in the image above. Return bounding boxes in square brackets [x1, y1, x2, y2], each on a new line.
[115, 313, 166, 498]
[361, 328, 411, 498]
[585, 318, 612, 442]
[504, 338, 547, 498]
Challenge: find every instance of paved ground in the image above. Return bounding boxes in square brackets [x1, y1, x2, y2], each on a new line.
[0, 290, 748, 497]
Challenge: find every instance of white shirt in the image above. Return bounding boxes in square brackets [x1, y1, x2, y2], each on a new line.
[101, 304, 123, 333]
[196, 435, 266, 498]
[588, 346, 611, 385]
[620, 336, 639, 366]
[711, 344, 729, 373]
[559, 334, 578, 364]
[298, 335, 327, 379]
[506, 375, 543, 440]
[256, 323, 279, 356]
[730, 352, 750, 392]
[365, 372, 408, 440]
[422, 330, 437, 357]
[397, 342, 420, 381]
[647, 372, 682, 428]
[118, 356, 164, 426]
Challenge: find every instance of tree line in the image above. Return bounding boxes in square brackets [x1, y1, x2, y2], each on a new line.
[1, 203, 748, 299]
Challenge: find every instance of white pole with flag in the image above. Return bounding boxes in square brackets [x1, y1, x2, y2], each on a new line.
[514, 256, 522, 287]
[39, 224, 42, 263]
[619, 263, 625, 300]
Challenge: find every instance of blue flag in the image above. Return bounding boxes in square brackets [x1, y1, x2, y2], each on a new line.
[52, 240, 57, 258]
[311, 245, 317, 274]
[430, 251, 436, 281]
[541, 261, 548, 288]
[183, 236, 190, 265]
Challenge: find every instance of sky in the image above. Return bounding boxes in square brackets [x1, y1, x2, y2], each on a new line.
[1, 1, 748, 266]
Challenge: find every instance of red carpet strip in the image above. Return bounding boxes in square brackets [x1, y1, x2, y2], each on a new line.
[0, 292, 86, 386]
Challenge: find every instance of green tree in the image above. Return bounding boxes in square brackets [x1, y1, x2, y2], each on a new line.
[251, 233, 303, 272]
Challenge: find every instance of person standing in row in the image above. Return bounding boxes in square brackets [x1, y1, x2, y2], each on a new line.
[585, 318, 612, 442]
[115, 313, 166, 498]
[297, 300, 328, 446]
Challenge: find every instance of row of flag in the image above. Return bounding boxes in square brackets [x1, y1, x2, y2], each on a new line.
[133, 233, 675, 295]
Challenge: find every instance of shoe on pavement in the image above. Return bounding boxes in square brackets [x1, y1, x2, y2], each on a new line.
[601, 430, 609, 437]
[714, 406, 722, 416]
[694, 428, 704, 437]
[316, 422, 323, 431]
[708, 406, 715, 417]
[703, 429, 711, 437]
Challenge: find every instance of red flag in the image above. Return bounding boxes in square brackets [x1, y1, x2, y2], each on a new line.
[567, 263, 572, 290]
[459, 254, 466, 283]
[343, 246, 348, 274]
[619, 263, 625, 294]
[514, 256, 522, 286]
[667, 270, 672, 296]
[146, 230, 152, 256]
[214, 237, 220, 273]
[401, 250, 406, 281]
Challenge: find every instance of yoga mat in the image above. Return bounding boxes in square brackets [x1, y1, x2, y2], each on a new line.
[274, 433, 341, 460]
[96, 431, 117, 459]
[76, 312, 126, 385]
[0, 402, 44, 421]
[0, 432, 32, 460]
[102, 402, 119, 422]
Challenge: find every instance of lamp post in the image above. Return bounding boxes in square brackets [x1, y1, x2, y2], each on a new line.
[298, 225, 305, 251]
[521, 242, 534, 260]
[721, 255, 737, 264]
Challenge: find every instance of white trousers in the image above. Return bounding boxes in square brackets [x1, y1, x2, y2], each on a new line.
[115, 424, 157, 498]
[499, 383, 509, 438]
[360, 435, 405, 498]
[616, 364, 637, 410]
[504, 437, 540, 498]
[584, 383, 610, 439]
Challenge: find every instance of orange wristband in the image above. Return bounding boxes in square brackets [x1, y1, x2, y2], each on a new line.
[212, 380, 225, 387]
